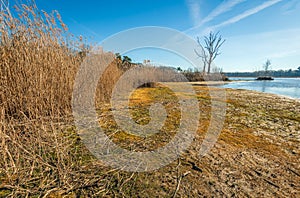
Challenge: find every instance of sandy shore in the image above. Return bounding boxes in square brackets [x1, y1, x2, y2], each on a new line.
[94, 85, 300, 197]
[1, 84, 299, 197]
[177, 87, 300, 197]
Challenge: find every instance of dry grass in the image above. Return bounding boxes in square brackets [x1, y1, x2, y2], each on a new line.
[97, 85, 182, 152]
[0, 2, 85, 120]
[1, 1, 299, 197]
[0, 1, 130, 196]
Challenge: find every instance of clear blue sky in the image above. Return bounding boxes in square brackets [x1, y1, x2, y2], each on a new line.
[20, 0, 300, 72]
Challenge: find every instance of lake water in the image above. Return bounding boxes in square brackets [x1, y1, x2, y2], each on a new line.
[221, 78, 300, 100]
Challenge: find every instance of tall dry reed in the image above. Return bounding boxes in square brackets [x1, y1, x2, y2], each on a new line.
[0, 1, 83, 120]
[0, 1, 182, 196]
[0, 1, 128, 196]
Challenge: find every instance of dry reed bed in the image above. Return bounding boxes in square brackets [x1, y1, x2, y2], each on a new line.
[1, 1, 160, 196]
[0, 2, 129, 197]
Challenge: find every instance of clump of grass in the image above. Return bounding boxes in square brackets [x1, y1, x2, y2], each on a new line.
[0, 1, 130, 196]
[0, 1, 85, 120]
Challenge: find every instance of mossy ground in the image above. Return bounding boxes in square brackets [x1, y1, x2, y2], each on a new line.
[1, 84, 299, 197]
[93, 84, 299, 197]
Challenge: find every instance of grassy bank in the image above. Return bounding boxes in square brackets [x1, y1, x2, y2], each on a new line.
[1, 81, 299, 196]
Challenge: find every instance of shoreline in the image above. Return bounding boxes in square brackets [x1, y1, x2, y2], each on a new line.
[1, 83, 299, 197]
[164, 81, 300, 101]
[223, 86, 300, 102]
[227, 76, 300, 79]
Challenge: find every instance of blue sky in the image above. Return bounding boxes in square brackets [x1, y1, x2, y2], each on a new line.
[23, 0, 300, 72]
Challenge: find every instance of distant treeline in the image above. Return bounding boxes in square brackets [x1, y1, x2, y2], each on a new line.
[225, 67, 300, 77]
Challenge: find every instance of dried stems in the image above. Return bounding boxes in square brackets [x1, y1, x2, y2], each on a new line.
[0, 1, 116, 196]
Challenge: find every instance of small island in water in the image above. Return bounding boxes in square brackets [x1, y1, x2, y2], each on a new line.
[256, 76, 274, 80]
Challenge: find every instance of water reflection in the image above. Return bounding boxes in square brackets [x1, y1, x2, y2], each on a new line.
[261, 81, 266, 93]
[221, 78, 300, 99]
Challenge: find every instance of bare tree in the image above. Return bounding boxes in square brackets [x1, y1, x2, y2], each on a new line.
[194, 40, 208, 74]
[196, 31, 225, 74]
[263, 59, 271, 74]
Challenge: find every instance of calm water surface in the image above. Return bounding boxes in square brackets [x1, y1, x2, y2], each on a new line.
[221, 78, 300, 99]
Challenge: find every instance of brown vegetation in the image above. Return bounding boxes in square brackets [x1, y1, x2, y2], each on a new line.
[183, 71, 229, 81]
[0, 2, 130, 196]
[0, 1, 299, 197]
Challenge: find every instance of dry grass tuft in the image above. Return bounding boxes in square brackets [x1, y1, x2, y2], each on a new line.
[0, 1, 129, 196]
[0, 1, 83, 119]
